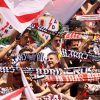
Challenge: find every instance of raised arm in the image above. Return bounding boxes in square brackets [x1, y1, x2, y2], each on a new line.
[33, 39, 51, 53]
[81, 1, 100, 14]
[35, 87, 51, 97]
[0, 40, 17, 59]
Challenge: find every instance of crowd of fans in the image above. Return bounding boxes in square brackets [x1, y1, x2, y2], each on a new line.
[0, 0, 100, 100]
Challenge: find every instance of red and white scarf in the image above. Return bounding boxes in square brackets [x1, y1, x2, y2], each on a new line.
[47, 73, 100, 84]
[63, 31, 100, 40]
[76, 14, 100, 21]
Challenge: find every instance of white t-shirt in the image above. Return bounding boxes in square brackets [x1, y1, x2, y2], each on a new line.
[40, 47, 53, 64]
[15, 45, 23, 55]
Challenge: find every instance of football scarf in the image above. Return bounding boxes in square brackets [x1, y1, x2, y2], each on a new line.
[76, 14, 100, 21]
[12, 53, 45, 65]
[61, 49, 100, 62]
[47, 73, 100, 84]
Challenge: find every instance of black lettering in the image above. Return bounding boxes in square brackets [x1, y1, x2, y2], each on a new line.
[82, 53, 88, 59]
[54, 20, 57, 24]
[36, 69, 42, 75]
[52, 25, 55, 29]
[43, 69, 49, 75]
[73, 68, 80, 74]
[4, 29, 8, 33]
[9, 25, 13, 29]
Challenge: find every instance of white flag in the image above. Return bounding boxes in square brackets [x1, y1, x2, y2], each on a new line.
[0, 0, 51, 33]
[47, 0, 86, 24]
[20, 68, 37, 100]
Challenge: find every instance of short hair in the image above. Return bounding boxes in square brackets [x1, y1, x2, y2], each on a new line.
[22, 29, 31, 35]
[19, 48, 33, 54]
[47, 52, 58, 58]
[66, 19, 85, 31]
[54, 35, 61, 39]
[70, 83, 79, 97]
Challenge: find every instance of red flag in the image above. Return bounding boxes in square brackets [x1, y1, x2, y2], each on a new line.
[0, 87, 25, 100]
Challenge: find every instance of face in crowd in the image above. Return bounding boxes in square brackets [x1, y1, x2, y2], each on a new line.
[47, 52, 59, 68]
[71, 40, 80, 50]
[19, 31, 31, 46]
[51, 36, 61, 48]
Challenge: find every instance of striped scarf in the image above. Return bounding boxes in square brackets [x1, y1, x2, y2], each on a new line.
[46, 73, 100, 84]
[61, 49, 100, 62]
[63, 32, 100, 41]
[76, 14, 100, 21]
[12, 53, 45, 65]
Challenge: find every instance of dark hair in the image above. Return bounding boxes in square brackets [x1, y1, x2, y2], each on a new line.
[95, 5, 100, 14]
[66, 19, 84, 31]
[13, 73, 21, 76]
[90, 0, 97, 4]
[19, 48, 33, 54]
[17, 29, 31, 40]
[65, 40, 72, 47]
[70, 83, 79, 97]
[22, 29, 31, 36]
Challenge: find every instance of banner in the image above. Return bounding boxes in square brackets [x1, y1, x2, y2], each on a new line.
[36, 15, 59, 41]
[61, 49, 100, 62]
[64, 32, 81, 39]
[27, 23, 59, 36]
[47, 73, 100, 84]
[76, 14, 100, 21]
[63, 32, 100, 41]
[47, 0, 86, 24]
[0, 67, 100, 75]
[0, 0, 51, 33]
[12, 53, 45, 66]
